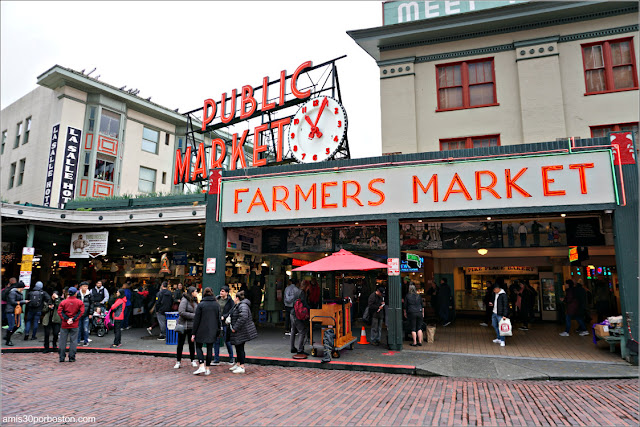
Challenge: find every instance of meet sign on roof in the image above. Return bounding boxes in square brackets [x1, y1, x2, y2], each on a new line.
[383, 0, 528, 25]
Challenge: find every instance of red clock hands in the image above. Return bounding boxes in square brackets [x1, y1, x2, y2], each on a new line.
[306, 97, 328, 140]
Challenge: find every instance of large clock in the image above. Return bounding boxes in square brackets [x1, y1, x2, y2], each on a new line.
[288, 96, 347, 163]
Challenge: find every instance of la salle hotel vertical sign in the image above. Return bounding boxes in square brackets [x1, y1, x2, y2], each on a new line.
[58, 127, 82, 209]
[43, 124, 60, 206]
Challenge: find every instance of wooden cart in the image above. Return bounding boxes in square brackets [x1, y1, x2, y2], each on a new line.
[309, 301, 357, 358]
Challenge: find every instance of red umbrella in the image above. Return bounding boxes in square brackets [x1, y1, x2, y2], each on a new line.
[292, 249, 388, 272]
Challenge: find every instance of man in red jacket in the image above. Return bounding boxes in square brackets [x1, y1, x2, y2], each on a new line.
[57, 287, 85, 362]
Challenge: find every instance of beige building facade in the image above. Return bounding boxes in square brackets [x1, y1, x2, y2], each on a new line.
[349, 1, 639, 155]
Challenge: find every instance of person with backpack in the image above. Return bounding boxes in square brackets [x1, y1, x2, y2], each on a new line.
[229, 290, 258, 374]
[23, 281, 50, 341]
[174, 286, 198, 369]
[110, 289, 127, 348]
[308, 279, 321, 309]
[283, 279, 301, 336]
[213, 285, 235, 366]
[4, 281, 29, 346]
[42, 291, 62, 353]
[76, 282, 93, 347]
[57, 286, 85, 362]
[191, 287, 221, 376]
[153, 281, 173, 340]
[290, 281, 310, 356]
[367, 286, 385, 346]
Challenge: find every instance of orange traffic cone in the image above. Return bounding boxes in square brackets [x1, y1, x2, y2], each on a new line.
[357, 326, 370, 345]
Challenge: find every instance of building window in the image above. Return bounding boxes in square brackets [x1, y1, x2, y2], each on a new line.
[440, 135, 500, 151]
[162, 171, 167, 185]
[82, 152, 91, 177]
[14, 122, 22, 148]
[99, 109, 120, 138]
[138, 166, 156, 193]
[17, 159, 26, 186]
[165, 133, 170, 146]
[1, 130, 6, 154]
[436, 58, 497, 111]
[8, 162, 16, 189]
[590, 122, 639, 142]
[142, 127, 159, 154]
[582, 38, 638, 94]
[23, 117, 31, 144]
[88, 107, 96, 132]
[94, 158, 115, 182]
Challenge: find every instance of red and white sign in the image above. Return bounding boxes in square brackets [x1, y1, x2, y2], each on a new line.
[387, 258, 400, 276]
[206, 258, 216, 274]
[610, 132, 636, 165]
[220, 151, 616, 223]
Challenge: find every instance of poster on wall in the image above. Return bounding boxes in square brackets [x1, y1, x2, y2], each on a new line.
[334, 225, 387, 251]
[262, 229, 288, 253]
[565, 217, 605, 246]
[442, 222, 502, 249]
[400, 222, 442, 250]
[287, 228, 332, 252]
[69, 231, 109, 258]
[227, 228, 262, 253]
[58, 126, 82, 209]
[502, 218, 566, 248]
[43, 124, 60, 207]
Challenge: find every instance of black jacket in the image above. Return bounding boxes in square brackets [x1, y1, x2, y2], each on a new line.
[217, 295, 235, 318]
[77, 291, 93, 318]
[367, 292, 384, 319]
[494, 291, 510, 317]
[404, 293, 423, 314]
[6, 288, 26, 314]
[156, 288, 173, 314]
[192, 295, 220, 344]
[27, 289, 51, 312]
[230, 299, 258, 345]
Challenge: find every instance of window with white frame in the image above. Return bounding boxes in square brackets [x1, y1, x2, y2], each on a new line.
[17, 159, 26, 185]
[14, 122, 22, 148]
[94, 157, 115, 182]
[1, 130, 6, 154]
[8, 162, 16, 189]
[138, 166, 156, 193]
[23, 117, 31, 144]
[99, 109, 121, 138]
[142, 127, 159, 153]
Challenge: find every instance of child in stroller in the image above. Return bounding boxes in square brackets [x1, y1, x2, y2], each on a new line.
[91, 305, 107, 337]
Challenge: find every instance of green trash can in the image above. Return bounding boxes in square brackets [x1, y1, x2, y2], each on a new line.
[165, 311, 179, 345]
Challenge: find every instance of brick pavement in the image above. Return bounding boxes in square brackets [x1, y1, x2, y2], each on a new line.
[2, 353, 638, 426]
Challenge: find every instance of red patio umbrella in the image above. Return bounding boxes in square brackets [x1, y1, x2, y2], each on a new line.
[291, 249, 388, 272]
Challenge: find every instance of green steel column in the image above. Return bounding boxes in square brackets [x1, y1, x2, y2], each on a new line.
[26, 224, 35, 247]
[386, 218, 402, 351]
[203, 194, 227, 294]
[612, 151, 639, 360]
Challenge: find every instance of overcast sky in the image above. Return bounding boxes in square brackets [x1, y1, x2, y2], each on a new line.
[1, 1, 383, 159]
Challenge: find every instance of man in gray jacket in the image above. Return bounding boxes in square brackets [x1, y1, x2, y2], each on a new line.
[283, 279, 301, 336]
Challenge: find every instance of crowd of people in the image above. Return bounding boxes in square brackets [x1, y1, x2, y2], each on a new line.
[1, 277, 259, 374]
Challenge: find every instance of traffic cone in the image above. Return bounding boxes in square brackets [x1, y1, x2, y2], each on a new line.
[357, 326, 370, 345]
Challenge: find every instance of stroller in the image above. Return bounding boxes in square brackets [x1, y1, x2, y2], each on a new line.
[91, 306, 108, 337]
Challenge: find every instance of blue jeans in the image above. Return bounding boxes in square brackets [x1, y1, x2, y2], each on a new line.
[492, 313, 505, 342]
[123, 306, 132, 329]
[77, 317, 90, 343]
[214, 326, 234, 363]
[565, 314, 587, 333]
[24, 310, 42, 338]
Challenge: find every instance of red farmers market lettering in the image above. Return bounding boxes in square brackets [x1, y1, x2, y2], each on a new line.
[541, 165, 565, 196]
[569, 163, 595, 194]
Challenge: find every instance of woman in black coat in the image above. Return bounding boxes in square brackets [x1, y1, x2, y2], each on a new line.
[174, 286, 198, 370]
[191, 287, 220, 376]
[229, 291, 258, 374]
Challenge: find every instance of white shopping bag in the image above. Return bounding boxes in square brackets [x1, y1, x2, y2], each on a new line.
[499, 318, 512, 336]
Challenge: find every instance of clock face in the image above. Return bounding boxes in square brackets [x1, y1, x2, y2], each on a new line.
[288, 96, 347, 163]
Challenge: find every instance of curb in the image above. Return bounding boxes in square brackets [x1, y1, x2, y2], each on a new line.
[1, 346, 418, 376]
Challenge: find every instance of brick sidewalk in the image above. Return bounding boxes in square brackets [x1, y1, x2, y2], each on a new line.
[2, 353, 638, 426]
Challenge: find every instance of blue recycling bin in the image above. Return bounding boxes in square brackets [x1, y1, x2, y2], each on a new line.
[165, 311, 179, 345]
[258, 309, 267, 323]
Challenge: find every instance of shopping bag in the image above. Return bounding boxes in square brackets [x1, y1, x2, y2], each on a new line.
[499, 318, 512, 336]
[426, 325, 436, 343]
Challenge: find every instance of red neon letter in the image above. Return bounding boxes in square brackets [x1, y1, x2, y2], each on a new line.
[505, 168, 532, 198]
[270, 117, 291, 162]
[191, 143, 207, 181]
[279, 70, 286, 106]
[220, 90, 237, 124]
[239, 85, 257, 120]
[542, 165, 566, 196]
[229, 130, 249, 170]
[443, 173, 472, 202]
[247, 188, 270, 213]
[412, 175, 438, 203]
[272, 186, 291, 211]
[173, 147, 191, 185]
[475, 170, 501, 200]
[569, 163, 595, 194]
[342, 181, 363, 207]
[368, 179, 386, 206]
[321, 182, 338, 208]
[210, 138, 227, 169]
[202, 99, 216, 131]
[234, 188, 249, 214]
[252, 123, 270, 167]
[261, 76, 276, 112]
[295, 184, 317, 210]
[291, 61, 312, 100]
